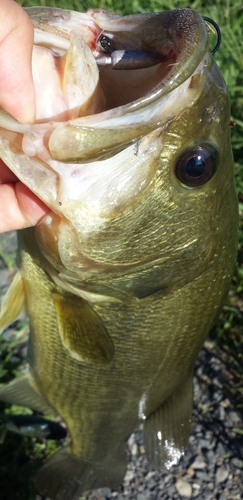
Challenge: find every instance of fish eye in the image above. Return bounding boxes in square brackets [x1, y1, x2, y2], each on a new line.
[175, 145, 218, 187]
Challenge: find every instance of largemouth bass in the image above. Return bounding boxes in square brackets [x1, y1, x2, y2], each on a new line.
[0, 6, 238, 500]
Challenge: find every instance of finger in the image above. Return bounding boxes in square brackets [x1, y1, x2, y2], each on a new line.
[0, 183, 49, 233]
[0, 0, 35, 123]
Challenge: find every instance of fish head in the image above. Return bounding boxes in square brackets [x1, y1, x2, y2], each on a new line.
[0, 8, 237, 302]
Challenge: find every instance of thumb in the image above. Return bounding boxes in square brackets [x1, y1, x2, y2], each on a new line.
[0, 0, 35, 123]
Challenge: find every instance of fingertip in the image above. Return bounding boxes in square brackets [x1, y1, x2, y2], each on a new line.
[0, 0, 35, 123]
[15, 183, 49, 227]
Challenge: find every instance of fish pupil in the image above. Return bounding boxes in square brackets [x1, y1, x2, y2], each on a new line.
[186, 156, 206, 177]
[176, 145, 218, 187]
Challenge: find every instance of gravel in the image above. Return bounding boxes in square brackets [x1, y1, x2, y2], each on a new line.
[0, 232, 242, 500]
[82, 340, 243, 500]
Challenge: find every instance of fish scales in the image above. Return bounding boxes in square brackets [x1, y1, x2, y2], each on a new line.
[0, 5, 238, 500]
[20, 226, 232, 457]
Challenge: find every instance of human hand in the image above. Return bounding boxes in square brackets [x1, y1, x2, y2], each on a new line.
[0, 0, 48, 233]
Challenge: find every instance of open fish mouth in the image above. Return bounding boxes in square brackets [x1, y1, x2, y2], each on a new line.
[0, 8, 210, 212]
[0, 8, 208, 153]
[28, 7, 209, 113]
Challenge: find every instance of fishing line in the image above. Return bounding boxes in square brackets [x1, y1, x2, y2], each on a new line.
[203, 16, 222, 55]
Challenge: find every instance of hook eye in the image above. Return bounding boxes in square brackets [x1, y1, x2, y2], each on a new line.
[203, 16, 221, 55]
[97, 34, 113, 53]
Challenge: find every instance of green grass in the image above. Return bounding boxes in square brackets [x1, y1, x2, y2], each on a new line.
[0, 1, 242, 498]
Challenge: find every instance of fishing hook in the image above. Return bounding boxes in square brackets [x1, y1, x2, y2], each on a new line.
[203, 16, 221, 55]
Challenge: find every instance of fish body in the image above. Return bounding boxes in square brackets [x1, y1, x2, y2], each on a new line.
[0, 7, 238, 500]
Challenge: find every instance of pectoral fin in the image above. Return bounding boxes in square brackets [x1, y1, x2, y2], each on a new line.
[52, 293, 114, 364]
[143, 371, 193, 469]
[0, 373, 54, 414]
[0, 270, 26, 331]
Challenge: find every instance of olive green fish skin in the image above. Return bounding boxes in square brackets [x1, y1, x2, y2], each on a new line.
[0, 6, 238, 499]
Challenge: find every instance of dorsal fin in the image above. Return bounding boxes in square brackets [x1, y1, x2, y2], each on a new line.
[52, 292, 114, 364]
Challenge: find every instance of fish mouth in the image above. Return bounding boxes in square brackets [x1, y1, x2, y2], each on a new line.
[0, 8, 209, 213]
[29, 7, 208, 114]
[0, 8, 208, 163]
[31, 8, 207, 124]
[2, 8, 208, 126]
